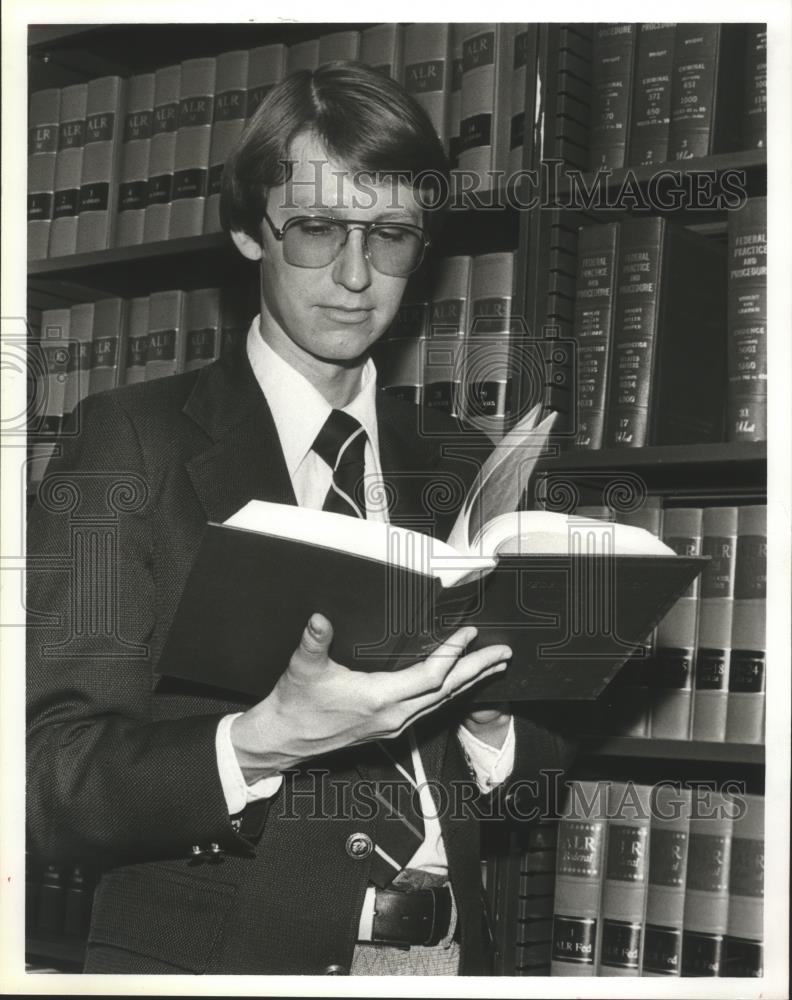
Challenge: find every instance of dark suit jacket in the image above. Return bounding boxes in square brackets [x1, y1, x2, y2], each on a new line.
[26, 343, 575, 975]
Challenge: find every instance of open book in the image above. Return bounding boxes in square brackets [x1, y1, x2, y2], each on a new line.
[158, 406, 705, 702]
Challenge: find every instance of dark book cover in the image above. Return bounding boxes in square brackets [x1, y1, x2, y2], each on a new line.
[741, 26, 767, 150]
[724, 793, 764, 976]
[587, 23, 637, 171]
[627, 23, 676, 166]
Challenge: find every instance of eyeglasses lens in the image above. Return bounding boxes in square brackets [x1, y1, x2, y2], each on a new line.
[282, 219, 423, 276]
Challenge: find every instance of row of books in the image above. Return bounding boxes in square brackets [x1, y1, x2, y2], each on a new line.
[26, 858, 95, 943]
[27, 23, 534, 259]
[548, 780, 764, 977]
[569, 197, 767, 450]
[550, 23, 765, 173]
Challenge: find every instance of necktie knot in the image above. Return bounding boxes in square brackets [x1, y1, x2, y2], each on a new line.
[313, 410, 367, 519]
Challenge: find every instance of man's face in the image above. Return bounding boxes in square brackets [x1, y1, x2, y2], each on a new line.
[239, 131, 423, 369]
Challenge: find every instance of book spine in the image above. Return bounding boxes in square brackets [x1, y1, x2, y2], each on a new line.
[169, 58, 216, 239]
[587, 23, 637, 170]
[63, 302, 95, 417]
[691, 506, 739, 741]
[145, 289, 186, 381]
[246, 44, 287, 120]
[516, 821, 558, 975]
[651, 506, 703, 739]
[76, 75, 126, 252]
[63, 864, 92, 938]
[571, 222, 620, 449]
[143, 64, 181, 243]
[595, 782, 652, 976]
[545, 27, 593, 171]
[377, 335, 424, 405]
[727, 197, 767, 442]
[40, 308, 71, 435]
[36, 864, 66, 935]
[48, 83, 88, 257]
[204, 50, 249, 234]
[550, 780, 607, 975]
[725, 504, 766, 744]
[741, 27, 767, 150]
[317, 30, 361, 65]
[360, 23, 404, 82]
[220, 282, 255, 360]
[115, 73, 155, 247]
[27, 88, 61, 260]
[121, 295, 151, 386]
[602, 216, 665, 448]
[446, 28, 464, 169]
[641, 784, 692, 976]
[681, 791, 734, 976]
[507, 26, 532, 176]
[89, 297, 127, 395]
[724, 793, 764, 977]
[627, 23, 676, 167]
[402, 23, 451, 146]
[286, 39, 319, 75]
[424, 255, 472, 417]
[458, 24, 501, 186]
[184, 287, 222, 372]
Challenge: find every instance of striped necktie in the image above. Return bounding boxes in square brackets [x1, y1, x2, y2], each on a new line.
[312, 409, 426, 886]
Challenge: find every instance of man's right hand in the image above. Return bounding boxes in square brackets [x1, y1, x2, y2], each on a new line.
[230, 613, 511, 786]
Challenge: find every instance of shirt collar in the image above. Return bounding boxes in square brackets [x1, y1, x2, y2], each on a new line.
[246, 316, 380, 478]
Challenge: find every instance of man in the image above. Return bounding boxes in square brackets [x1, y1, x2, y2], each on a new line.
[26, 62, 573, 975]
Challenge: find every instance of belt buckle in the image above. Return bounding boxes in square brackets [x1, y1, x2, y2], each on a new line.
[371, 885, 451, 949]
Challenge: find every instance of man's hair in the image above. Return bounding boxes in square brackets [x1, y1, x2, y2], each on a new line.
[219, 61, 450, 244]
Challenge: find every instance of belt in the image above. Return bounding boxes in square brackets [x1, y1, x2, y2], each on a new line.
[360, 885, 454, 948]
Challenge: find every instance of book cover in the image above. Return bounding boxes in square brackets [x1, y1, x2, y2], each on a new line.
[360, 23, 404, 83]
[89, 297, 127, 395]
[376, 336, 424, 405]
[63, 865, 92, 938]
[121, 295, 150, 386]
[515, 822, 558, 973]
[545, 26, 593, 172]
[48, 83, 88, 257]
[458, 24, 512, 188]
[627, 23, 676, 167]
[726, 196, 767, 443]
[62, 302, 94, 419]
[423, 255, 471, 417]
[741, 26, 767, 150]
[507, 27, 532, 176]
[39, 307, 71, 436]
[76, 75, 126, 252]
[680, 791, 734, 976]
[169, 58, 217, 239]
[570, 222, 620, 450]
[143, 64, 181, 244]
[650, 506, 703, 740]
[145, 289, 186, 381]
[36, 865, 66, 936]
[204, 50, 249, 234]
[602, 216, 727, 448]
[115, 72, 155, 247]
[246, 44, 287, 120]
[183, 287, 222, 372]
[286, 39, 319, 75]
[402, 23, 451, 146]
[724, 792, 764, 977]
[587, 23, 637, 170]
[641, 784, 692, 976]
[690, 506, 739, 742]
[446, 28, 465, 169]
[28, 87, 61, 260]
[317, 30, 361, 65]
[725, 504, 766, 745]
[220, 282, 255, 359]
[595, 782, 652, 976]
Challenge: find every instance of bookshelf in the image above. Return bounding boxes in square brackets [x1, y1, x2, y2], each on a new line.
[24, 19, 769, 979]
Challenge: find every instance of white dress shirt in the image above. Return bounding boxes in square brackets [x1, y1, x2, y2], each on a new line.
[215, 318, 516, 883]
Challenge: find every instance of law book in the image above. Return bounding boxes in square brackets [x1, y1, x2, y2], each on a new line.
[62, 302, 95, 419]
[570, 222, 620, 450]
[741, 26, 767, 150]
[516, 821, 559, 973]
[506, 27, 532, 176]
[595, 782, 652, 976]
[75, 75, 126, 252]
[36, 865, 66, 935]
[159, 407, 705, 705]
[286, 39, 319, 75]
[667, 24, 745, 161]
[601, 216, 726, 448]
[246, 44, 287, 120]
[89, 297, 127, 395]
[121, 295, 150, 386]
[62, 865, 92, 938]
[640, 784, 692, 976]
[317, 30, 360, 65]
[39, 307, 71, 437]
[690, 506, 739, 742]
[460, 251, 515, 442]
[446, 28, 465, 169]
[544, 26, 593, 172]
[143, 64, 181, 244]
[220, 282, 255, 359]
[587, 23, 637, 170]
[402, 23, 451, 146]
[183, 287, 222, 372]
[28, 87, 61, 260]
[145, 289, 186, 382]
[724, 504, 766, 745]
[550, 780, 608, 976]
[726, 196, 767, 443]
[458, 24, 513, 189]
[376, 336, 423, 405]
[423, 255, 471, 416]
[48, 82, 87, 257]
[650, 506, 703, 740]
[203, 50, 248, 234]
[723, 793, 764, 977]
[115, 72, 155, 247]
[681, 791, 734, 976]
[360, 23, 404, 82]
[168, 58, 216, 239]
[627, 23, 676, 167]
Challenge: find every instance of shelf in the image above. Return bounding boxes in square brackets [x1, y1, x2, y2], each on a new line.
[581, 736, 765, 766]
[26, 934, 86, 969]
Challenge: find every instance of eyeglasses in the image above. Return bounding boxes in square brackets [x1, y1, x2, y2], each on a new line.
[260, 208, 430, 277]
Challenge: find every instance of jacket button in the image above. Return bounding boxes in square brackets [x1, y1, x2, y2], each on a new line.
[345, 832, 373, 860]
[323, 963, 348, 975]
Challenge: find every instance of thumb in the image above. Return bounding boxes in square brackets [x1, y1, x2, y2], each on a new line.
[294, 612, 334, 666]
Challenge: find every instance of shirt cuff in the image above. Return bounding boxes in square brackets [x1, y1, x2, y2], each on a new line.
[216, 713, 284, 815]
[456, 716, 516, 793]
